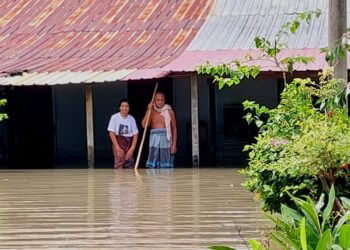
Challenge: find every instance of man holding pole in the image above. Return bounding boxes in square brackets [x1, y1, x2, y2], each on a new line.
[142, 92, 177, 168]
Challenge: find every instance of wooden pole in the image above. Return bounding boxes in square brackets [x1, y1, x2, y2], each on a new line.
[85, 84, 94, 168]
[328, 0, 348, 114]
[191, 74, 200, 167]
[134, 82, 158, 169]
[329, 0, 347, 83]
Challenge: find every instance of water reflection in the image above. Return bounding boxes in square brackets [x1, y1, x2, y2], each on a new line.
[0, 168, 268, 249]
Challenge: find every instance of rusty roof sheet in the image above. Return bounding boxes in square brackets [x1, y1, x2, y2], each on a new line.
[0, 0, 213, 84]
[163, 49, 332, 72]
[0, 0, 348, 85]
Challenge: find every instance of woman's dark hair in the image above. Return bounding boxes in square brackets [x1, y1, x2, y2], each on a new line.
[118, 98, 129, 108]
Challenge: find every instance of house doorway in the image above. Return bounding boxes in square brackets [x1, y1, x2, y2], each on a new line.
[127, 78, 173, 167]
[2, 86, 54, 168]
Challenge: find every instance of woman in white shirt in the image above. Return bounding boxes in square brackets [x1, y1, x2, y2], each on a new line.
[107, 98, 139, 168]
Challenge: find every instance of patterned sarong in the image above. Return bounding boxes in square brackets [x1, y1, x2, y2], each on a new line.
[146, 128, 174, 168]
[112, 135, 134, 169]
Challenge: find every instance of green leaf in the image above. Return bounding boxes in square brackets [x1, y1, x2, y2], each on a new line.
[232, 75, 240, 85]
[286, 62, 293, 72]
[333, 211, 350, 236]
[300, 217, 308, 250]
[339, 225, 350, 249]
[268, 48, 277, 57]
[325, 52, 335, 65]
[331, 244, 343, 250]
[320, 100, 326, 111]
[316, 193, 325, 213]
[345, 43, 350, 52]
[255, 37, 263, 49]
[249, 239, 266, 250]
[291, 20, 300, 33]
[292, 196, 321, 236]
[338, 47, 346, 59]
[236, 70, 245, 80]
[218, 80, 225, 90]
[251, 67, 260, 78]
[340, 197, 350, 210]
[334, 95, 340, 105]
[320, 47, 329, 53]
[322, 185, 335, 230]
[315, 9, 321, 18]
[245, 113, 253, 124]
[270, 231, 299, 250]
[226, 79, 234, 87]
[0, 99, 7, 106]
[315, 229, 332, 250]
[241, 66, 250, 78]
[209, 246, 236, 250]
[281, 204, 303, 225]
[255, 120, 264, 128]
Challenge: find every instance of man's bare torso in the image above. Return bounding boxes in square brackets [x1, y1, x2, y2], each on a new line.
[150, 110, 166, 129]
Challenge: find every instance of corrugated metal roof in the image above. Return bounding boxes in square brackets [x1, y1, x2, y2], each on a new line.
[188, 0, 348, 50]
[0, 0, 214, 85]
[0, 70, 134, 86]
[0, 0, 348, 85]
[163, 49, 330, 72]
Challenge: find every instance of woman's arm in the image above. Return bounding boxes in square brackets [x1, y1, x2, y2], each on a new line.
[109, 131, 124, 157]
[125, 133, 138, 160]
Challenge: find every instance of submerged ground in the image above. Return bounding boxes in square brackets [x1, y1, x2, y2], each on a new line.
[0, 168, 268, 249]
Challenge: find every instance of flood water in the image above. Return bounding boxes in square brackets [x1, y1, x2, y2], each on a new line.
[0, 168, 268, 249]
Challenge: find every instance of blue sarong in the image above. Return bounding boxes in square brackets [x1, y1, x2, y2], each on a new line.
[146, 128, 174, 168]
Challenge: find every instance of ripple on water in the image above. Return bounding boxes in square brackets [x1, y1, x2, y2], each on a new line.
[0, 168, 269, 249]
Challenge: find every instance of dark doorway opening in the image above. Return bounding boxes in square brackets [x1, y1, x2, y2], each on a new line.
[221, 103, 258, 166]
[127, 78, 174, 167]
[1, 86, 54, 168]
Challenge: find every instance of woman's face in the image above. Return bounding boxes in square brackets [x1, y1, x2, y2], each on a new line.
[119, 102, 130, 116]
[154, 93, 165, 108]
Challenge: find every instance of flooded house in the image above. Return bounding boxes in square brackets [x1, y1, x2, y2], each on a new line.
[0, 0, 342, 168]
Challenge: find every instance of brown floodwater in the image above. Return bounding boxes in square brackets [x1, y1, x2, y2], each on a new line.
[0, 168, 269, 249]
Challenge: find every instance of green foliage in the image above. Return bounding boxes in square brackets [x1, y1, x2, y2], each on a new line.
[198, 10, 350, 215]
[197, 9, 322, 87]
[209, 246, 236, 250]
[280, 56, 315, 73]
[241, 70, 350, 212]
[321, 29, 350, 66]
[278, 9, 321, 37]
[201, 7, 350, 250]
[263, 186, 350, 250]
[197, 61, 260, 90]
[0, 98, 8, 121]
[210, 186, 350, 250]
[197, 8, 350, 215]
[254, 9, 321, 80]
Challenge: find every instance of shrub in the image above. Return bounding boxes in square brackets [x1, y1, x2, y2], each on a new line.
[242, 72, 350, 212]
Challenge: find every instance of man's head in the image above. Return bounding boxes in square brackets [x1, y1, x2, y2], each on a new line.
[154, 92, 165, 108]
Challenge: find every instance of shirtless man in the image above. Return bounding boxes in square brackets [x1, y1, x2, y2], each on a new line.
[142, 92, 177, 168]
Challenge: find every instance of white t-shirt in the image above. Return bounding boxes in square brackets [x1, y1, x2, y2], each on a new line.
[107, 113, 138, 137]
